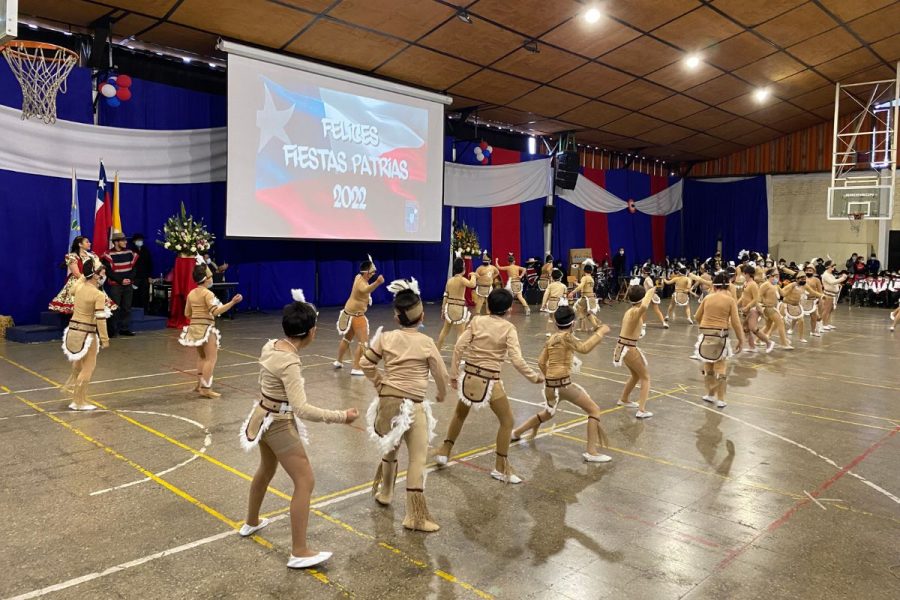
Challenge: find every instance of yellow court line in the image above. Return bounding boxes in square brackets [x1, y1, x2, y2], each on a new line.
[0, 385, 351, 597]
[0, 356, 492, 600]
[749, 362, 900, 391]
[790, 412, 898, 431]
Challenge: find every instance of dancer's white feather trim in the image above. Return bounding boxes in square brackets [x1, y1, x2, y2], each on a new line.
[387, 278, 420, 296]
[367, 253, 374, 264]
[195, 254, 205, 266]
[291, 288, 306, 303]
[582, 258, 596, 268]
[455, 249, 462, 259]
[629, 277, 641, 286]
[369, 325, 384, 349]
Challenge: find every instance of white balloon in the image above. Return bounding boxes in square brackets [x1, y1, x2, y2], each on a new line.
[100, 84, 117, 98]
[486, 145, 493, 153]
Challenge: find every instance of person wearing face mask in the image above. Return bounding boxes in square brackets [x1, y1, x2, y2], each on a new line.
[130, 233, 153, 309]
[820, 261, 847, 330]
[61, 259, 111, 411]
[780, 272, 813, 343]
[101, 232, 138, 337]
[802, 265, 825, 337]
[179, 262, 243, 398]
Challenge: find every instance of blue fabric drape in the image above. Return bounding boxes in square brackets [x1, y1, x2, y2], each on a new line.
[682, 176, 768, 261]
[0, 61, 93, 123]
[519, 198, 545, 262]
[551, 199, 585, 267]
[98, 77, 226, 129]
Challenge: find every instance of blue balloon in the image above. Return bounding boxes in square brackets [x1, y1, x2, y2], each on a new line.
[107, 76, 117, 85]
[106, 96, 121, 108]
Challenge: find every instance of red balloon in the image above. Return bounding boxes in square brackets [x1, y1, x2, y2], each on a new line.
[480, 157, 488, 164]
[479, 141, 488, 150]
[117, 74, 133, 88]
[116, 87, 132, 101]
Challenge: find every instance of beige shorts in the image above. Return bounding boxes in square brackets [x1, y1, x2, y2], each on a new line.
[262, 419, 304, 455]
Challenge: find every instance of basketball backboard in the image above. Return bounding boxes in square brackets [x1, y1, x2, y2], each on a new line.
[0, 0, 17, 44]
[828, 64, 898, 221]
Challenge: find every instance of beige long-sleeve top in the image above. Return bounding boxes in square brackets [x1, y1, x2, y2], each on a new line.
[738, 280, 762, 311]
[805, 277, 824, 299]
[572, 274, 594, 295]
[360, 328, 449, 401]
[758, 281, 780, 307]
[71, 278, 110, 344]
[694, 291, 743, 343]
[258, 340, 347, 422]
[444, 273, 476, 301]
[184, 286, 220, 320]
[343, 274, 381, 314]
[450, 315, 542, 382]
[541, 281, 567, 306]
[475, 264, 499, 287]
[538, 330, 605, 379]
[822, 271, 847, 294]
[781, 282, 803, 305]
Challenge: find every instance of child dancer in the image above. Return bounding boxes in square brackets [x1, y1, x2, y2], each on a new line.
[436, 256, 477, 350]
[180, 263, 243, 398]
[61, 259, 110, 411]
[540, 268, 568, 336]
[614, 281, 655, 418]
[664, 267, 696, 324]
[695, 273, 745, 408]
[335, 256, 384, 375]
[496, 253, 530, 315]
[512, 306, 612, 463]
[240, 290, 359, 569]
[642, 267, 668, 328]
[434, 289, 544, 483]
[361, 279, 449, 532]
[568, 259, 601, 331]
[473, 251, 499, 316]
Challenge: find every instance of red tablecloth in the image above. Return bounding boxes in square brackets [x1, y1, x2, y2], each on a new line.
[167, 256, 197, 328]
[463, 256, 474, 306]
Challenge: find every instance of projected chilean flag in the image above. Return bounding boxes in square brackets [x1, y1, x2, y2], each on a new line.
[254, 77, 428, 240]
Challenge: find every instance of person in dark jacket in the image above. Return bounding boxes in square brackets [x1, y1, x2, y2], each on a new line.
[611, 247, 626, 296]
[867, 253, 881, 275]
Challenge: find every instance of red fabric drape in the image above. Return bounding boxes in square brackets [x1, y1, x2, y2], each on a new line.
[649, 175, 669, 263]
[582, 168, 611, 264]
[490, 147, 522, 283]
[168, 256, 197, 328]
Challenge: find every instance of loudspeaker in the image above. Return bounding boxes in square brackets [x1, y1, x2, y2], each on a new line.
[888, 230, 900, 270]
[88, 22, 111, 68]
[554, 151, 580, 190]
[542, 205, 555, 224]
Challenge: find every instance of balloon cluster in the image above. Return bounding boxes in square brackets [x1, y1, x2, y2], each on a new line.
[474, 141, 492, 165]
[98, 74, 133, 108]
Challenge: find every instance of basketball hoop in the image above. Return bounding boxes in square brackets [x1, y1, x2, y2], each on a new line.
[1, 41, 78, 124]
[848, 211, 864, 234]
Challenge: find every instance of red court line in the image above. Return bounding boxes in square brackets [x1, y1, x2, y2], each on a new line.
[717, 425, 900, 571]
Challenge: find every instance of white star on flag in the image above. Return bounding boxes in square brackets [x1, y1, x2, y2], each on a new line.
[257, 83, 294, 152]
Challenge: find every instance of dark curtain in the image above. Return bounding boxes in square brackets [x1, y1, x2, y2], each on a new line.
[682, 176, 768, 261]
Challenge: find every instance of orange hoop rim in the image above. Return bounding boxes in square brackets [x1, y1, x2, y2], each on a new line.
[848, 212, 865, 221]
[0, 40, 79, 63]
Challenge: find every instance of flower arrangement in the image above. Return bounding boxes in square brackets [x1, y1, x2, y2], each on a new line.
[157, 202, 214, 256]
[452, 222, 480, 256]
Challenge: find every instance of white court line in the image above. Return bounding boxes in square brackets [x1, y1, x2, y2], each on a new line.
[662, 387, 900, 505]
[0, 362, 257, 396]
[804, 490, 827, 510]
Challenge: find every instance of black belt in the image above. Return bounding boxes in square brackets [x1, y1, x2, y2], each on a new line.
[616, 337, 637, 347]
[463, 363, 500, 380]
[545, 376, 572, 388]
[68, 320, 97, 333]
[259, 393, 291, 414]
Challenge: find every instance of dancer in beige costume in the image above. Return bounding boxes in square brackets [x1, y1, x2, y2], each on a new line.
[335, 256, 384, 375]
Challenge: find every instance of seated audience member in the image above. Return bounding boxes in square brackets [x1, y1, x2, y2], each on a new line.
[869, 272, 889, 307]
[889, 272, 900, 307]
[846, 253, 858, 273]
[850, 276, 869, 307]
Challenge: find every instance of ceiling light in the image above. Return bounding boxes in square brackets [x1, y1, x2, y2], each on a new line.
[753, 87, 770, 102]
[182, 57, 192, 64]
[523, 40, 540, 54]
[28, 23, 38, 30]
[685, 54, 701, 69]
[209, 62, 217, 68]
[584, 7, 602, 24]
[456, 9, 472, 24]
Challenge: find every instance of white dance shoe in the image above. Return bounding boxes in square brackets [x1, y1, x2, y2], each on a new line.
[765, 341, 776, 353]
[716, 400, 727, 408]
[287, 552, 332, 569]
[582, 452, 612, 463]
[68, 403, 97, 411]
[332, 361, 343, 369]
[350, 369, 364, 376]
[702, 395, 715, 403]
[635, 410, 654, 419]
[490, 470, 522, 484]
[239, 518, 269, 537]
[616, 400, 638, 408]
[434, 454, 449, 466]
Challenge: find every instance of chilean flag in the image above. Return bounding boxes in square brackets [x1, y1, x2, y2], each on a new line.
[92, 162, 112, 258]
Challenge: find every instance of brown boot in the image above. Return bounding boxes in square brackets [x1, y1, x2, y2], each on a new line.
[402, 490, 440, 532]
[372, 459, 397, 506]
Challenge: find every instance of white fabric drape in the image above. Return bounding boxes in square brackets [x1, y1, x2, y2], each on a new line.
[0, 105, 226, 184]
[557, 174, 683, 215]
[443, 158, 550, 207]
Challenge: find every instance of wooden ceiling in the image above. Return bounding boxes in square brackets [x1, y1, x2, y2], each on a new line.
[18, 0, 900, 161]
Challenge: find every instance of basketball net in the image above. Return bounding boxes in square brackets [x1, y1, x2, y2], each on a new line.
[1, 41, 78, 124]
[848, 212, 864, 234]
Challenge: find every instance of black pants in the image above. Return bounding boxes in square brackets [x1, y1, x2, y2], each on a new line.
[132, 278, 150, 309]
[107, 284, 133, 335]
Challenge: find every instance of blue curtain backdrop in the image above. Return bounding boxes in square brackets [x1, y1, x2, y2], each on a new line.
[682, 177, 768, 261]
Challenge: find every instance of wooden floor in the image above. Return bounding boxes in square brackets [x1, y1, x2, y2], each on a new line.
[1, 301, 898, 600]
